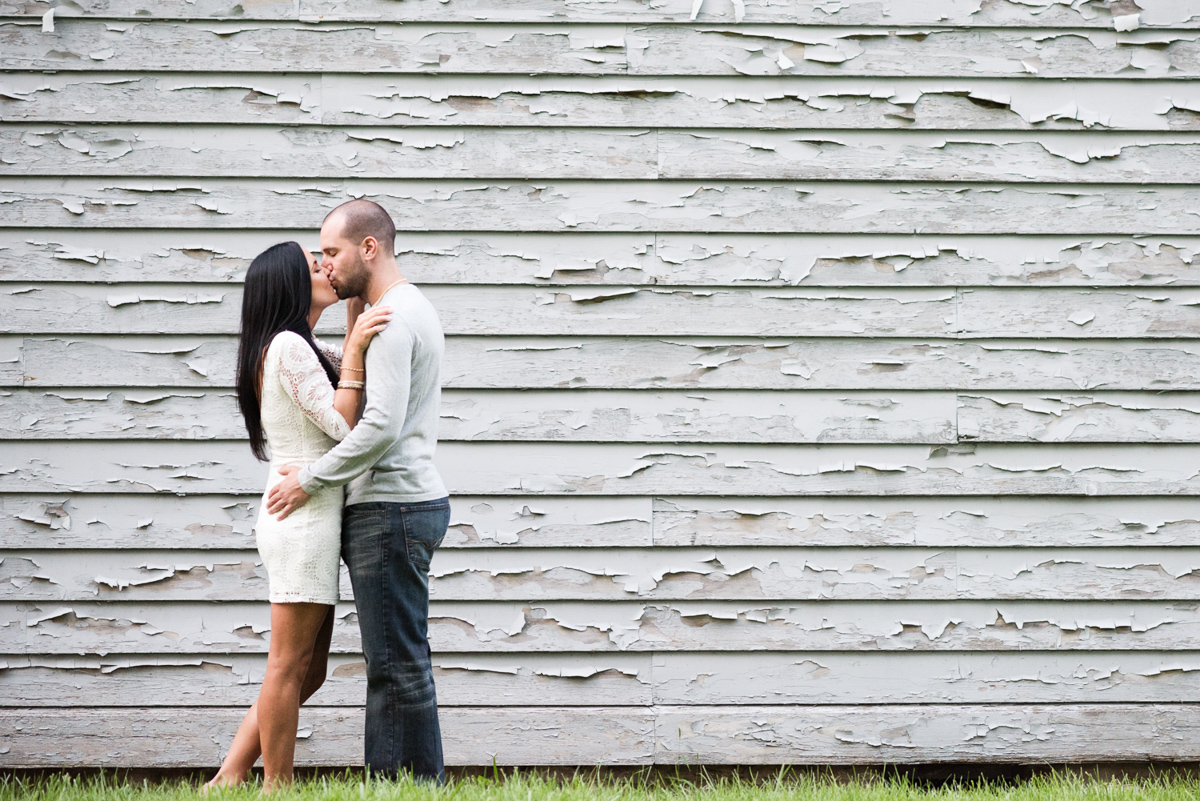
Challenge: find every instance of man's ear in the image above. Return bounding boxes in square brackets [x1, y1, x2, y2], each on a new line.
[361, 236, 379, 262]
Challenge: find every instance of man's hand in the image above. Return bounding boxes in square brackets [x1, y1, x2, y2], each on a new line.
[266, 464, 311, 520]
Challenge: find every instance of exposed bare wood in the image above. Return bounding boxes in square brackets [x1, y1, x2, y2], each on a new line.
[9, 599, 1200, 654]
[7, 75, 1200, 132]
[9, 179, 1200, 235]
[0, 388, 958, 444]
[5, 22, 1199, 79]
[11, 335, 1200, 391]
[6, 232, 1200, 287]
[7, 545, 1200, 602]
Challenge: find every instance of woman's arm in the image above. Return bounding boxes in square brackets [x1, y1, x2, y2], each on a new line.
[342, 296, 366, 359]
[330, 304, 391, 428]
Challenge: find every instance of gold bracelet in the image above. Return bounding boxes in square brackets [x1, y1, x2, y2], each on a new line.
[342, 366, 364, 374]
[337, 380, 365, 390]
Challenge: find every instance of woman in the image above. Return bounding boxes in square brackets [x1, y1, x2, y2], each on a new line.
[206, 241, 391, 791]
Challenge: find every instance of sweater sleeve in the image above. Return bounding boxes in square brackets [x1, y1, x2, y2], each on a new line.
[273, 333, 351, 442]
[297, 324, 412, 494]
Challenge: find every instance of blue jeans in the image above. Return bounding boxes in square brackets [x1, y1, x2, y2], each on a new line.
[342, 498, 449, 784]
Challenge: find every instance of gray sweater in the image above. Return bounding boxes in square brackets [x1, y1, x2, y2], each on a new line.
[298, 283, 447, 505]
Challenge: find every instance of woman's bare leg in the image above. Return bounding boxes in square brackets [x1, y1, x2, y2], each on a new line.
[206, 605, 335, 790]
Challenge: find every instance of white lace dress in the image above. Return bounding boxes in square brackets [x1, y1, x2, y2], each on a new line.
[255, 331, 350, 606]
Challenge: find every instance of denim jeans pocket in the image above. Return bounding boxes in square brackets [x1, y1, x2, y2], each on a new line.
[403, 504, 450, 573]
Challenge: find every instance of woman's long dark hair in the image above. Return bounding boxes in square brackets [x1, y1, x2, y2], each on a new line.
[236, 241, 339, 461]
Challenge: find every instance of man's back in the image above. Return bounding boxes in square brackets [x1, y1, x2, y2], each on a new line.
[298, 282, 446, 505]
[347, 282, 446, 505]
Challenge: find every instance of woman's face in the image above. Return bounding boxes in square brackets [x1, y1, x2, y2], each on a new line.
[306, 248, 339, 314]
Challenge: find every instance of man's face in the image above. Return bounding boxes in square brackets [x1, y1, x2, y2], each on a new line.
[319, 216, 370, 300]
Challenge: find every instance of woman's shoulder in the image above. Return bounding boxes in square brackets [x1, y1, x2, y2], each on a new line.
[265, 331, 317, 367]
[266, 330, 309, 353]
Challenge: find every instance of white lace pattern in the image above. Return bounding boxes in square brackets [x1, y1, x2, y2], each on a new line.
[254, 332, 348, 605]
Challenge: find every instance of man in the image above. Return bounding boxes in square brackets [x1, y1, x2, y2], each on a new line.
[266, 199, 448, 783]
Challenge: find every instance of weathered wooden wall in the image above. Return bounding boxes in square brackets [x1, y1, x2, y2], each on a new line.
[4, 0, 1200, 768]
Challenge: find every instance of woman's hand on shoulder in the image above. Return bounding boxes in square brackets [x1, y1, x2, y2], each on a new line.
[347, 305, 392, 355]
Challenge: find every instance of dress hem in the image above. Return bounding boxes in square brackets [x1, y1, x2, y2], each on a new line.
[268, 595, 338, 606]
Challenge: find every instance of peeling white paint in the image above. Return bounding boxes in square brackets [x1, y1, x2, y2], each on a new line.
[6, 0, 1200, 770]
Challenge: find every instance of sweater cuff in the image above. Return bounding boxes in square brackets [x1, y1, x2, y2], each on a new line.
[297, 465, 325, 496]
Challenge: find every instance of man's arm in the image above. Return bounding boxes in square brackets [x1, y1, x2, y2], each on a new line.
[266, 326, 412, 519]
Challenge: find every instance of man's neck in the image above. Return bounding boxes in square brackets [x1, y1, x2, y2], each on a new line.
[364, 262, 406, 306]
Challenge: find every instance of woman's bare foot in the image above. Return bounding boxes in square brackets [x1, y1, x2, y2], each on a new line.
[202, 771, 247, 793]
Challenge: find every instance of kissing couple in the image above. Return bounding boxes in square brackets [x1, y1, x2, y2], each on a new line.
[205, 200, 449, 790]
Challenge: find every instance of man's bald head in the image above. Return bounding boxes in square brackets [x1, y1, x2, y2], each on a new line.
[324, 199, 396, 255]
[319, 200, 399, 300]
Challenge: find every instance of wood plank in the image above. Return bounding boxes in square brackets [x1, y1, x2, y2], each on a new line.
[650, 651, 1200, 705]
[654, 704, 1200, 763]
[8, 0, 1195, 27]
[0, 652, 653, 707]
[653, 496, 1200, 548]
[10, 494, 1196, 551]
[0, 21, 627, 75]
[7, 651, 1200, 707]
[7, 75, 1200, 132]
[959, 392, 1200, 443]
[9, 599, 1200, 654]
[629, 27, 1200, 80]
[10, 179, 1200, 234]
[7, 440, 1200, 496]
[6, 22, 1200, 79]
[11, 283, 1200, 339]
[0, 388, 959, 444]
[657, 131, 1200, 184]
[2, 125, 659, 180]
[6, 704, 1200, 767]
[0, 494, 653, 550]
[6, 231, 1200, 287]
[13, 335, 1200, 390]
[12, 125, 1200, 184]
[0, 706, 656, 766]
[0, 284, 962, 337]
[8, 545, 1200, 602]
[960, 287, 1200, 337]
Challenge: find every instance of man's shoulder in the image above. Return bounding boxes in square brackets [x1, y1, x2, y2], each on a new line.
[390, 286, 443, 334]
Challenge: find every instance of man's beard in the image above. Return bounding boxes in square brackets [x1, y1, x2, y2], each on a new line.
[333, 253, 370, 299]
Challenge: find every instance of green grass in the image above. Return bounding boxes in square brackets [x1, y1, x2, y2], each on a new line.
[6, 770, 1200, 801]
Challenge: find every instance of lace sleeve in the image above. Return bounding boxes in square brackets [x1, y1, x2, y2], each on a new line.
[273, 333, 351, 442]
[314, 339, 343, 371]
